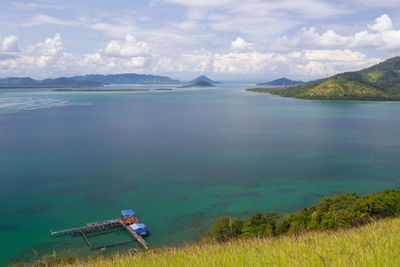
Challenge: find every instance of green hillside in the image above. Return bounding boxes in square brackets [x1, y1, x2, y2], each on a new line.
[16, 188, 400, 267]
[21, 218, 400, 267]
[248, 56, 400, 100]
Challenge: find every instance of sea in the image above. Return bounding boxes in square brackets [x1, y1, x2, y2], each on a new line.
[1, 83, 400, 265]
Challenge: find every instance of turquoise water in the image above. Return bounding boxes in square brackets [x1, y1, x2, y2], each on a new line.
[1, 84, 400, 265]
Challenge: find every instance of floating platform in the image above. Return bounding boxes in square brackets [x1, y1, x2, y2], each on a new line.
[51, 210, 150, 250]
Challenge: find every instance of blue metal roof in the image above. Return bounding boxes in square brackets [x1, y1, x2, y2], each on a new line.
[121, 209, 136, 216]
[134, 228, 148, 233]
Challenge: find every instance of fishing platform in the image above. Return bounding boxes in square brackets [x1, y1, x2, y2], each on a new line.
[50, 209, 150, 250]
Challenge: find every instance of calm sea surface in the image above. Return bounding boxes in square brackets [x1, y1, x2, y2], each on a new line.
[1, 83, 400, 265]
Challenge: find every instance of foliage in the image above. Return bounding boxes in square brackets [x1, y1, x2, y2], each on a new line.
[207, 188, 400, 240]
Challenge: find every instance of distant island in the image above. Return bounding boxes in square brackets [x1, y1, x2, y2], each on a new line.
[53, 89, 150, 92]
[0, 77, 102, 88]
[190, 75, 222, 84]
[71, 73, 179, 84]
[0, 73, 180, 88]
[256, 77, 304, 86]
[247, 56, 400, 100]
[178, 80, 215, 88]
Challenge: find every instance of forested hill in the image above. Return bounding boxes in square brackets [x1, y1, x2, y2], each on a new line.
[71, 73, 180, 84]
[248, 56, 400, 100]
[190, 75, 222, 84]
[257, 77, 304, 86]
[0, 73, 180, 87]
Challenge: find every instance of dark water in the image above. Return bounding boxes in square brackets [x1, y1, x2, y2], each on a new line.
[1, 84, 400, 265]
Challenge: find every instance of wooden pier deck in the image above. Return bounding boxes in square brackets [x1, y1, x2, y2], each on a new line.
[120, 221, 150, 249]
[51, 219, 121, 236]
[51, 218, 150, 250]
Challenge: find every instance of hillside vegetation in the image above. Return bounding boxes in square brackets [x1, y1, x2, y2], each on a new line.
[248, 56, 400, 100]
[22, 218, 400, 267]
[18, 188, 400, 267]
[207, 188, 400, 242]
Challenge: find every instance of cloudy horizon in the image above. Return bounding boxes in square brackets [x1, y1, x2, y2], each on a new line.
[1, 0, 400, 81]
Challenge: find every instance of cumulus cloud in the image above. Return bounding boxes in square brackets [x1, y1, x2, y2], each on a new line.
[103, 35, 150, 57]
[230, 37, 253, 51]
[0, 32, 383, 81]
[214, 52, 275, 73]
[304, 49, 366, 61]
[1, 35, 19, 52]
[294, 49, 380, 77]
[369, 14, 393, 32]
[279, 14, 400, 51]
[0, 34, 154, 78]
[0, 33, 63, 75]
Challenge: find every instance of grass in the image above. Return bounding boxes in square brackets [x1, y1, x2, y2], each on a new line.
[27, 217, 400, 267]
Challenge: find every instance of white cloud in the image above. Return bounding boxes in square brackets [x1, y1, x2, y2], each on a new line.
[230, 37, 253, 51]
[304, 49, 366, 61]
[103, 35, 150, 57]
[294, 50, 380, 77]
[213, 52, 275, 73]
[0, 34, 154, 78]
[280, 14, 400, 51]
[0, 32, 382, 81]
[1, 35, 18, 52]
[125, 57, 147, 68]
[369, 14, 393, 32]
[294, 58, 381, 77]
[0, 34, 64, 77]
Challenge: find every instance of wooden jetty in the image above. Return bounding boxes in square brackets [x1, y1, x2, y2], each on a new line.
[120, 221, 150, 249]
[51, 210, 150, 250]
[51, 219, 121, 237]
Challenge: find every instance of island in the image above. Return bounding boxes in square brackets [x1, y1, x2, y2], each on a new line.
[189, 75, 222, 84]
[53, 89, 150, 92]
[178, 80, 215, 88]
[0, 73, 180, 88]
[256, 77, 304, 86]
[247, 56, 400, 100]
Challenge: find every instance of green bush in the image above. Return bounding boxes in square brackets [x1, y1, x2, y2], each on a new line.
[207, 188, 400, 241]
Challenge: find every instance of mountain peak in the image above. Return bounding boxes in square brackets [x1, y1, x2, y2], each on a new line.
[190, 75, 222, 84]
[257, 77, 304, 86]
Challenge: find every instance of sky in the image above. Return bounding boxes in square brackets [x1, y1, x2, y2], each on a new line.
[0, 0, 400, 81]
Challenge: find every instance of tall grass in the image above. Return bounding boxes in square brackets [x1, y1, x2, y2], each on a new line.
[39, 217, 400, 267]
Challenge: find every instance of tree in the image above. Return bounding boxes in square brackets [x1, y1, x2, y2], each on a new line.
[207, 215, 232, 242]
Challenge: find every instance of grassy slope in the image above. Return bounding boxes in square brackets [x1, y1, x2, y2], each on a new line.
[296, 76, 390, 100]
[45, 217, 400, 267]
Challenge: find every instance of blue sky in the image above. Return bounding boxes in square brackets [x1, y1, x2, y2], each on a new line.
[0, 0, 400, 81]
